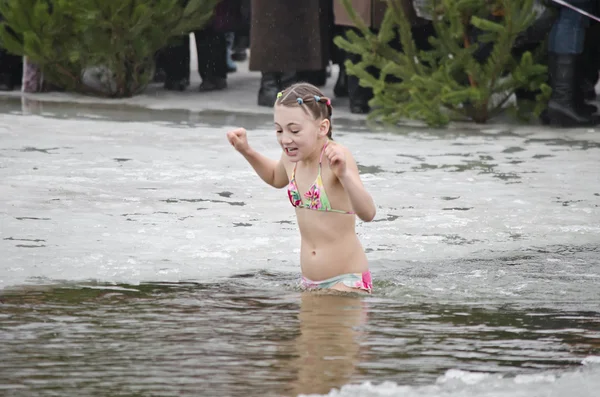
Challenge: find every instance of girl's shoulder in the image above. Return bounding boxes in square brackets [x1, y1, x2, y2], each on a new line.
[327, 139, 350, 150]
[328, 140, 356, 159]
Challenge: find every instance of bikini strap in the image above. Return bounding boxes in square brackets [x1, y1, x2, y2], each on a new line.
[318, 140, 328, 166]
[291, 161, 297, 179]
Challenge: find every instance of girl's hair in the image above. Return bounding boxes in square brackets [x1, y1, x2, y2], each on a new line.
[275, 82, 333, 138]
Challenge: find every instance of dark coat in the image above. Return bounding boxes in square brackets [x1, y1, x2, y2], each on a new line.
[249, 0, 330, 72]
[212, 0, 247, 33]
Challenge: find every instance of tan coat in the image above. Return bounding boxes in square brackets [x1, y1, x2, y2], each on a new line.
[333, 0, 423, 29]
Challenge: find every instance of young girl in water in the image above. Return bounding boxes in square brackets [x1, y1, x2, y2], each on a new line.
[226, 83, 376, 293]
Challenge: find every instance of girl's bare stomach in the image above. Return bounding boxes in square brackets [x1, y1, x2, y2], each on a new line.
[299, 233, 369, 281]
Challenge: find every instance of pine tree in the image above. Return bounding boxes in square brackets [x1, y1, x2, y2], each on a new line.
[0, 0, 220, 97]
[334, 0, 551, 127]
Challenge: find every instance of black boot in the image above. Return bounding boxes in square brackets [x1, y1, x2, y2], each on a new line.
[574, 55, 597, 115]
[279, 72, 297, 91]
[164, 77, 189, 91]
[258, 72, 280, 107]
[334, 63, 348, 98]
[546, 53, 597, 127]
[198, 77, 227, 92]
[232, 33, 249, 62]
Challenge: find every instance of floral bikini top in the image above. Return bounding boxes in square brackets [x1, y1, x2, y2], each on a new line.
[287, 141, 355, 215]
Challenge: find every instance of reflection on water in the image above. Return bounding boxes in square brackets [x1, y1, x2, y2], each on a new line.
[287, 293, 367, 396]
[0, 281, 598, 397]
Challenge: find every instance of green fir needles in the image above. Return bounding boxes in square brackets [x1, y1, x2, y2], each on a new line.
[335, 0, 551, 126]
[0, 0, 220, 97]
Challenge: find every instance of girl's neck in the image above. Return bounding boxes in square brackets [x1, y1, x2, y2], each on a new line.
[300, 138, 328, 168]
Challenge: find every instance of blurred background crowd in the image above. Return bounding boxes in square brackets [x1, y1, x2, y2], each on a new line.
[1, 0, 599, 127]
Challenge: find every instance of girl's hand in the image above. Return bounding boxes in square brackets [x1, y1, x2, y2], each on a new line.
[226, 128, 250, 155]
[324, 142, 347, 178]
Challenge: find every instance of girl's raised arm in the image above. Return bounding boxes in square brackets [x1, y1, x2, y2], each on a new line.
[325, 142, 376, 222]
[227, 128, 288, 188]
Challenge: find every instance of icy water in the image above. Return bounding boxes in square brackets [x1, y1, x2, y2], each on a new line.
[1, 99, 599, 396]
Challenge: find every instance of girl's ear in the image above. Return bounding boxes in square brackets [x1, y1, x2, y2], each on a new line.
[319, 119, 330, 137]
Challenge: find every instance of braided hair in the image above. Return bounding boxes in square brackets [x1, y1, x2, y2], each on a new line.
[276, 82, 334, 139]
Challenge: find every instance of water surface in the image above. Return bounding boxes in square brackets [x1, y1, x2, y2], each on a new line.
[0, 102, 599, 396]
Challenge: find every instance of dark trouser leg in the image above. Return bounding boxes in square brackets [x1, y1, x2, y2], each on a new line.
[194, 27, 227, 91]
[153, 49, 167, 83]
[0, 48, 22, 91]
[342, 27, 374, 114]
[546, 0, 597, 126]
[162, 35, 190, 91]
[225, 32, 237, 73]
[334, 59, 348, 98]
[513, 9, 557, 106]
[346, 50, 373, 114]
[581, 21, 600, 100]
[0, 14, 22, 91]
[332, 25, 348, 97]
[232, 33, 249, 61]
[232, 0, 250, 61]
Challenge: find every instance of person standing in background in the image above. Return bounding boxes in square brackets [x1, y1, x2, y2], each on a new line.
[0, 48, 21, 91]
[545, 0, 598, 126]
[0, 13, 22, 91]
[158, 0, 239, 92]
[249, 0, 331, 107]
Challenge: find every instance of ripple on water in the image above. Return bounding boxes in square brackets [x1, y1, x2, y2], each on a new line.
[0, 257, 598, 397]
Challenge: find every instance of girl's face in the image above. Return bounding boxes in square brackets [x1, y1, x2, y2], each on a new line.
[274, 104, 329, 162]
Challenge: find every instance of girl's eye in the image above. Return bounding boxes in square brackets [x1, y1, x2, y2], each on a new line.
[276, 130, 282, 134]
[291, 130, 299, 134]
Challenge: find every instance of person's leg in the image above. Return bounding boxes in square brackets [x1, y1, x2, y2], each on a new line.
[581, 20, 600, 100]
[0, 49, 21, 91]
[257, 72, 280, 107]
[346, 51, 373, 114]
[334, 57, 349, 98]
[232, 33, 249, 62]
[546, 0, 597, 126]
[342, 27, 374, 114]
[153, 49, 167, 83]
[0, 15, 22, 91]
[332, 25, 349, 98]
[512, 8, 557, 111]
[194, 27, 227, 91]
[257, 71, 298, 107]
[296, 0, 332, 88]
[232, 0, 250, 61]
[225, 32, 237, 73]
[161, 35, 190, 91]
